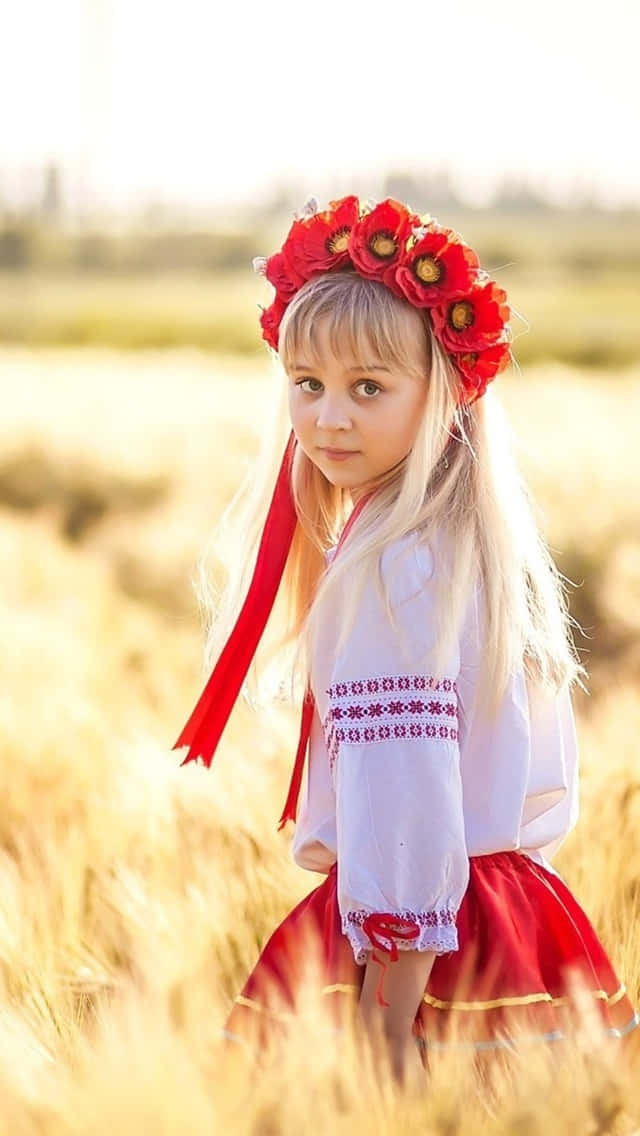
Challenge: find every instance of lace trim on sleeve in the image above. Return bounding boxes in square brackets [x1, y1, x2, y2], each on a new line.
[342, 906, 459, 965]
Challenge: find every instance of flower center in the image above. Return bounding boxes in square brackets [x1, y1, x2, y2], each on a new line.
[413, 255, 442, 284]
[369, 231, 397, 259]
[327, 227, 351, 255]
[449, 301, 474, 331]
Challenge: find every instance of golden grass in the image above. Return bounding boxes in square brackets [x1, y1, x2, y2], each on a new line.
[0, 346, 639, 1133]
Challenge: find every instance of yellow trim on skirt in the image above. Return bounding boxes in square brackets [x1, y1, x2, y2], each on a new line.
[234, 981, 628, 1017]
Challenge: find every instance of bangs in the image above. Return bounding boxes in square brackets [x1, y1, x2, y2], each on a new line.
[278, 271, 432, 377]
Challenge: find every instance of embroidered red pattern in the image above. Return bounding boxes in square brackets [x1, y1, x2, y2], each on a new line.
[322, 673, 458, 772]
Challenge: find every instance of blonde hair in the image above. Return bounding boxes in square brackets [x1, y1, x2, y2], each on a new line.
[195, 270, 587, 724]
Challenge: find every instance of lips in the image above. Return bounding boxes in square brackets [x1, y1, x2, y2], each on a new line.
[320, 447, 358, 454]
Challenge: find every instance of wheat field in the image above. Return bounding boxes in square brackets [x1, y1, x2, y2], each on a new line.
[1, 345, 639, 1133]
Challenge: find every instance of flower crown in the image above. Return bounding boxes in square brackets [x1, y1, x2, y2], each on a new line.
[252, 194, 512, 406]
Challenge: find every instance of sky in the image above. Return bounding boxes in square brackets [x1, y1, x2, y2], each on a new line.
[2, 0, 639, 216]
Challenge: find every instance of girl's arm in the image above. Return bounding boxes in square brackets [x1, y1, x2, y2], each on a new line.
[360, 946, 436, 1029]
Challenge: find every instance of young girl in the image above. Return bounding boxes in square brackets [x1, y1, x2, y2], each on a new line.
[172, 195, 639, 1082]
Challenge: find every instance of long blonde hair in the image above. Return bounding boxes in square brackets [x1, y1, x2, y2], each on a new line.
[195, 270, 587, 724]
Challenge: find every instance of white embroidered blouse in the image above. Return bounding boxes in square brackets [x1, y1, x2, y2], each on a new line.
[291, 529, 579, 966]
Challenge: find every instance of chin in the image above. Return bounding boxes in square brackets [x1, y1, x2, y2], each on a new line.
[325, 473, 358, 486]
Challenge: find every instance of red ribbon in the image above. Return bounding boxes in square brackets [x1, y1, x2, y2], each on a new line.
[361, 913, 421, 1008]
[277, 681, 316, 830]
[172, 430, 298, 768]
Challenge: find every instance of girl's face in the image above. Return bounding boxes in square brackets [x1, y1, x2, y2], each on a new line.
[285, 318, 429, 501]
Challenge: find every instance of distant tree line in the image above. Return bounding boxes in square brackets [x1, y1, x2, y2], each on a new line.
[0, 161, 638, 274]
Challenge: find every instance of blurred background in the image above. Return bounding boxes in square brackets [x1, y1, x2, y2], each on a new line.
[1, 1, 639, 1129]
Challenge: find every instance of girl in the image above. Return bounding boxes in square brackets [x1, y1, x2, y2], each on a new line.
[172, 195, 639, 1083]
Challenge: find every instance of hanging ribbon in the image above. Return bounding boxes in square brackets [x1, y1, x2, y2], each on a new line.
[361, 913, 421, 1008]
[277, 681, 316, 830]
[172, 430, 298, 767]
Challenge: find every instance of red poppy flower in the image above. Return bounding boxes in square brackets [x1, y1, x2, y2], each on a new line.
[281, 194, 360, 280]
[394, 226, 481, 306]
[454, 341, 512, 403]
[264, 251, 305, 299]
[431, 281, 510, 353]
[259, 294, 288, 350]
[348, 198, 420, 288]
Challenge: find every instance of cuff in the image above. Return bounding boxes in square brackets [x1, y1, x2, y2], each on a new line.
[341, 907, 460, 966]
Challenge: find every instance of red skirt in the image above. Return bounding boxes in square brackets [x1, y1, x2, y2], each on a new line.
[222, 850, 639, 1057]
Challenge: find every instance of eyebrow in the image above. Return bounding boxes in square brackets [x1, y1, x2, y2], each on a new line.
[291, 363, 391, 373]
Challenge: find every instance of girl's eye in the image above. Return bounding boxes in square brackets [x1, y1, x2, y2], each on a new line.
[295, 378, 381, 398]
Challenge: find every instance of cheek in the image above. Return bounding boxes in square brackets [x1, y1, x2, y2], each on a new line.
[383, 393, 425, 451]
[406, 386, 428, 433]
[288, 392, 313, 442]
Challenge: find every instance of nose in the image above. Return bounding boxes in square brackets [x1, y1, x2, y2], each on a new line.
[315, 393, 352, 430]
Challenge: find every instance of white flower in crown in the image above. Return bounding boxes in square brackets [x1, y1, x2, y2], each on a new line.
[252, 256, 267, 275]
[363, 198, 378, 213]
[411, 225, 430, 240]
[293, 197, 319, 220]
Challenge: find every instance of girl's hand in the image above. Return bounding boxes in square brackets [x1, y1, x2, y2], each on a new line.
[385, 1030, 427, 1087]
[354, 1012, 426, 1088]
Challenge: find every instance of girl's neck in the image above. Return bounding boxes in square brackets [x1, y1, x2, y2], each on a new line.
[349, 453, 410, 508]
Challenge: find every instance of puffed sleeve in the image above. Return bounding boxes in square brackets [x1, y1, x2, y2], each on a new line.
[519, 677, 580, 864]
[326, 531, 470, 967]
